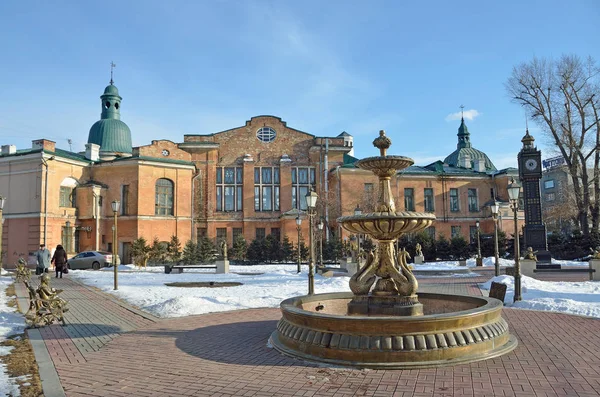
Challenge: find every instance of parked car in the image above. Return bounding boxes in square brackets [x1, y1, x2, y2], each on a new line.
[67, 251, 121, 270]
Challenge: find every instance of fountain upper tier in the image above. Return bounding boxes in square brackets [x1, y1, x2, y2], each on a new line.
[338, 212, 435, 241]
[339, 130, 435, 238]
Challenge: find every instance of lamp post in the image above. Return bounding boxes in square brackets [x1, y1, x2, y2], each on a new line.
[475, 220, 482, 266]
[507, 177, 522, 302]
[317, 218, 324, 270]
[65, 220, 71, 254]
[296, 216, 302, 273]
[0, 196, 5, 274]
[490, 202, 500, 277]
[305, 189, 318, 295]
[111, 200, 120, 291]
[354, 204, 362, 265]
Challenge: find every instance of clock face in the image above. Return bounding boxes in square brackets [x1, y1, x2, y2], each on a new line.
[525, 158, 538, 171]
[162, 149, 170, 157]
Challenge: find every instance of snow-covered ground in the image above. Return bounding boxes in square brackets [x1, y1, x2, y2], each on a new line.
[481, 275, 600, 318]
[75, 265, 351, 318]
[0, 272, 27, 397]
[74, 257, 600, 320]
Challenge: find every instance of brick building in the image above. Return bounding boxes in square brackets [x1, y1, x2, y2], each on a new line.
[0, 82, 195, 266]
[0, 80, 524, 267]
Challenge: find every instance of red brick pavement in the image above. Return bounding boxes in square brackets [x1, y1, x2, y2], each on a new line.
[55, 306, 600, 397]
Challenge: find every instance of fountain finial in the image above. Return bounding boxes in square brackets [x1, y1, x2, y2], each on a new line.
[373, 130, 392, 156]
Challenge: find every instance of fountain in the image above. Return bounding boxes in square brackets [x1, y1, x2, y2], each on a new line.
[269, 131, 517, 368]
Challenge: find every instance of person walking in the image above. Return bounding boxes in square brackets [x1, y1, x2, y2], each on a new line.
[52, 244, 68, 278]
[35, 244, 51, 275]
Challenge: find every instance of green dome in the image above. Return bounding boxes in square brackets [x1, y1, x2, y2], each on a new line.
[86, 82, 133, 155]
[103, 84, 120, 96]
[88, 119, 132, 153]
[444, 147, 496, 171]
[443, 118, 496, 171]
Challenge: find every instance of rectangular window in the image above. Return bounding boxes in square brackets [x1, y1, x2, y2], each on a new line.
[469, 226, 478, 244]
[254, 167, 280, 211]
[404, 188, 415, 211]
[424, 188, 434, 212]
[256, 228, 266, 240]
[364, 183, 374, 194]
[546, 193, 556, 202]
[468, 189, 479, 212]
[271, 227, 281, 241]
[544, 180, 555, 189]
[216, 228, 227, 246]
[451, 226, 461, 239]
[121, 185, 129, 215]
[426, 227, 435, 240]
[449, 188, 459, 212]
[232, 228, 243, 241]
[216, 167, 243, 212]
[292, 167, 316, 210]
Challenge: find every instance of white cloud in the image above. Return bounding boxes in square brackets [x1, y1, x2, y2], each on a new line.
[445, 109, 480, 122]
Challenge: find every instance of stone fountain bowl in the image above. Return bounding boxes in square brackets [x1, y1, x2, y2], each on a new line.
[270, 292, 517, 369]
[355, 155, 414, 174]
[338, 211, 436, 240]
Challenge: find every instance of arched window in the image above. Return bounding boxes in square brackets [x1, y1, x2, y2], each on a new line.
[59, 177, 78, 208]
[155, 178, 174, 215]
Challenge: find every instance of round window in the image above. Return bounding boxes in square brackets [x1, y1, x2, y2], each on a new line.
[104, 101, 111, 109]
[115, 102, 119, 109]
[256, 127, 276, 143]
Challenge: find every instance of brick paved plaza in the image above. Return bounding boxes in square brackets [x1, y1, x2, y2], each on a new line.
[15, 270, 600, 397]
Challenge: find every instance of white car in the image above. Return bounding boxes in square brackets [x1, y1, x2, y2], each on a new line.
[67, 251, 121, 270]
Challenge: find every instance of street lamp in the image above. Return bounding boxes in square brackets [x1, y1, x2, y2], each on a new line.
[507, 177, 522, 302]
[354, 204, 362, 265]
[305, 189, 318, 295]
[490, 202, 500, 276]
[475, 220, 482, 266]
[317, 218, 324, 270]
[65, 220, 71, 254]
[111, 200, 120, 291]
[0, 196, 5, 274]
[295, 216, 302, 273]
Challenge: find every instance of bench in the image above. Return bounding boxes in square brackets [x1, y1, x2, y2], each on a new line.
[165, 265, 217, 274]
[533, 268, 595, 273]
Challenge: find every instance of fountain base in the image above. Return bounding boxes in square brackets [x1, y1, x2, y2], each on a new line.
[348, 295, 423, 316]
[271, 292, 517, 369]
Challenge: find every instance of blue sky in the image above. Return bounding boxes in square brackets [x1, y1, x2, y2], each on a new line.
[1, 1, 599, 169]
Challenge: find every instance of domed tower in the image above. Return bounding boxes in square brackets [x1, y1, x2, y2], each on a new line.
[87, 80, 133, 160]
[443, 117, 496, 172]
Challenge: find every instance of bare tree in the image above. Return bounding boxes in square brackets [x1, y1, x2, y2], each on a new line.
[506, 55, 600, 236]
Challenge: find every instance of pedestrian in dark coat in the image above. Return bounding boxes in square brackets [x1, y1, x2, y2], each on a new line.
[52, 245, 68, 278]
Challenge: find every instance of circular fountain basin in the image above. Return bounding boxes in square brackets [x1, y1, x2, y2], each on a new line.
[270, 292, 517, 369]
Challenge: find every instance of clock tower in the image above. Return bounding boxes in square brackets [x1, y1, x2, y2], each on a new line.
[517, 128, 551, 265]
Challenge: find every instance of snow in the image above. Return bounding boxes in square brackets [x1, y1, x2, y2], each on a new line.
[0, 277, 27, 397]
[73, 266, 350, 318]
[481, 275, 600, 318]
[76, 257, 600, 320]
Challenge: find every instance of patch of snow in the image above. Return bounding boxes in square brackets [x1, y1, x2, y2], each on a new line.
[481, 275, 600, 318]
[0, 277, 27, 397]
[71, 268, 350, 318]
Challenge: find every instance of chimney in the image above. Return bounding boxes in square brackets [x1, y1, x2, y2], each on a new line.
[459, 153, 471, 169]
[1, 145, 16, 155]
[85, 143, 100, 161]
[32, 139, 56, 152]
[473, 159, 486, 172]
